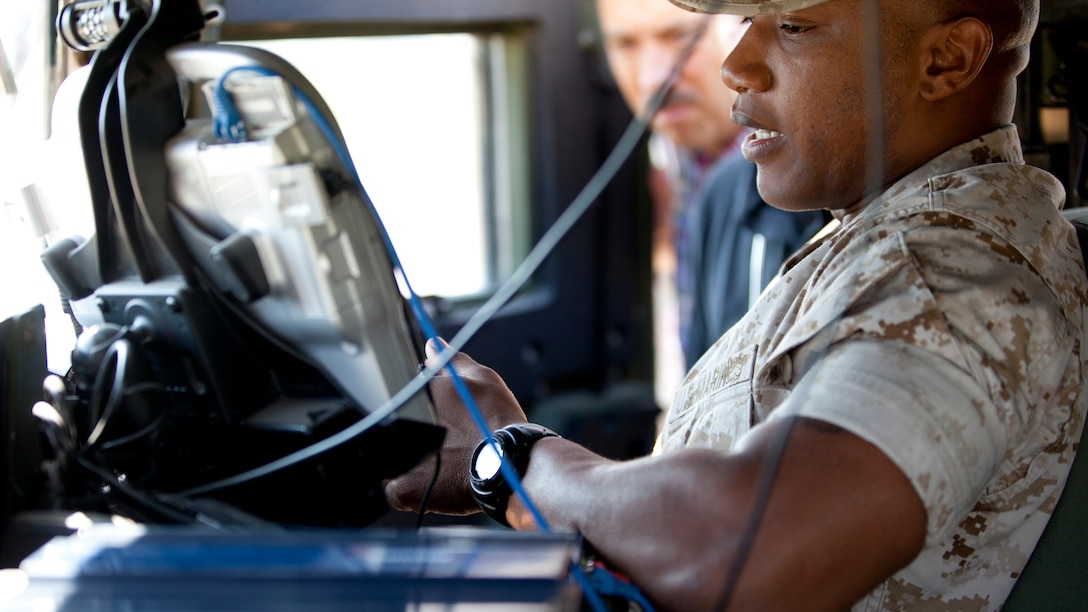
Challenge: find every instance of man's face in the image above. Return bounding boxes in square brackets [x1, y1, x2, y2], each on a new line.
[722, 0, 919, 213]
[598, 0, 748, 154]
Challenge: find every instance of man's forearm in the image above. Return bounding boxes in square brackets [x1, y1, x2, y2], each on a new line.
[504, 419, 926, 611]
[506, 439, 761, 610]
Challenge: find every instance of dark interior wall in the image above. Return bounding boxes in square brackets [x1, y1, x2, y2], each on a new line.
[1021, 0, 1088, 209]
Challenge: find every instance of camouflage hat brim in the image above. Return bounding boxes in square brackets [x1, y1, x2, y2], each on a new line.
[667, 0, 832, 16]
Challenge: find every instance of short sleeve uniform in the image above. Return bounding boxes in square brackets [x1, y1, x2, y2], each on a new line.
[656, 126, 1088, 610]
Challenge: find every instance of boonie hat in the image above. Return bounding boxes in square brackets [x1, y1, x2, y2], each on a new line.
[668, 0, 831, 16]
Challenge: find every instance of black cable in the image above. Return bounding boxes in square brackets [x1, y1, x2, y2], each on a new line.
[415, 452, 442, 531]
[76, 454, 200, 524]
[85, 338, 131, 447]
[83, 334, 167, 451]
[69, 341, 194, 524]
[96, 392, 168, 452]
[709, 4, 887, 605]
[860, 0, 886, 212]
[713, 415, 799, 611]
[708, 1, 890, 605]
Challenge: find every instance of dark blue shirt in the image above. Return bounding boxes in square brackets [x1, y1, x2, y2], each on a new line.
[683, 149, 827, 367]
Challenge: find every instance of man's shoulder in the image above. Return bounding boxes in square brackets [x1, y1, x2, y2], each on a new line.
[859, 147, 1066, 241]
[885, 160, 1067, 254]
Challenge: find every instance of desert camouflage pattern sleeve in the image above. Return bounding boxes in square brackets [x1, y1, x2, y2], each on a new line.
[659, 126, 1088, 610]
[782, 129, 1088, 610]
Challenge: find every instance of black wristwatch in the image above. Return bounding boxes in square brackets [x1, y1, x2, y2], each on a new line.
[469, 423, 559, 527]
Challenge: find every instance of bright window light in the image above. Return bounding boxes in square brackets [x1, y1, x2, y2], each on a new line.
[242, 34, 495, 299]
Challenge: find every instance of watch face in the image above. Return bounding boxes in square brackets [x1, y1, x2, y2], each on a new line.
[474, 441, 504, 480]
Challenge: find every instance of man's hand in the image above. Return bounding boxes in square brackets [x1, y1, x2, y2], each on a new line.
[384, 339, 529, 515]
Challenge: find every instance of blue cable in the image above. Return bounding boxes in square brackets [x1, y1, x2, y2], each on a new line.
[211, 67, 250, 141]
[583, 560, 655, 612]
[210, 66, 614, 612]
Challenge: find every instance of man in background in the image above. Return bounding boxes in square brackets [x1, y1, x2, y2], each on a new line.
[595, 0, 825, 402]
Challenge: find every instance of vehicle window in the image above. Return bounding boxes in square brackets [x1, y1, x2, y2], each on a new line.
[239, 33, 532, 300]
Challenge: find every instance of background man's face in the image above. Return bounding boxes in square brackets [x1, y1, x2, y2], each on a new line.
[598, 0, 748, 154]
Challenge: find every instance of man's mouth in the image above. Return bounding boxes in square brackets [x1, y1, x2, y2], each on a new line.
[752, 129, 783, 142]
[741, 128, 786, 163]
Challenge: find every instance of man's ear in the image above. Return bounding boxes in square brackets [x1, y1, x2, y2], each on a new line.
[919, 17, 993, 101]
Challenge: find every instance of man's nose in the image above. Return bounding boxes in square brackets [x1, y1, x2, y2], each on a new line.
[720, 32, 769, 94]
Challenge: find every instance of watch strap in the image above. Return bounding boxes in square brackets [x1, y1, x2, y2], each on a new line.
[469, 423, 559, 527]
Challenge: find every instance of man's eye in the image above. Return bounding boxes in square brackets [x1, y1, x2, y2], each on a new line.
[608, 38, 636, 52]
[672, 29, 698, 44]
[780, 23, 811, 34]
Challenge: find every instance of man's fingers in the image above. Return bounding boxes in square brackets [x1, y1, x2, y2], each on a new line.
[426, 337, 466, 369]
[425, 337, 446, 362]
[425, 338, 482, 376]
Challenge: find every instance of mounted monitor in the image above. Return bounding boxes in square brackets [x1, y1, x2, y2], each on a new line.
[34, 0, 444, 527]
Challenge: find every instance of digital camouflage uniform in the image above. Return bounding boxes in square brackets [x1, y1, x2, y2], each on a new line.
[657, 126, 1088, 610]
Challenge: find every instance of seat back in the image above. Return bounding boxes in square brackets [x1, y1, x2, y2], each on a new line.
[1002, 207, 1088, 610]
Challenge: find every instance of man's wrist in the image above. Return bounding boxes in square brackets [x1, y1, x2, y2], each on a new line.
[468, 423, 559, 527]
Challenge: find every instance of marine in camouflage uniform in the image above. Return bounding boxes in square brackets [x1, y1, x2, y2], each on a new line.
[386, 0, 1088, 608]
[658, 125, 1088, 610]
